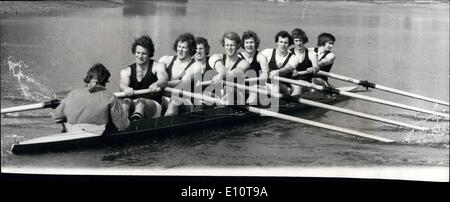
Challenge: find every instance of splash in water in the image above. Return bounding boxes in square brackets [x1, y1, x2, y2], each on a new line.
[7, 57, 56, 102]
[400, 121, 449, 149]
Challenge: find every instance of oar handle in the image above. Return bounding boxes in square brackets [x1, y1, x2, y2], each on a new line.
[199, 77, 270, 86]
[114, 89, 157, 98]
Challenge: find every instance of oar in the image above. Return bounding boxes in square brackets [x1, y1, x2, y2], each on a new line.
[273, 76, 450, 119]
[223, 81, 430, 131]
[317, 71, 450, 107]
[0, 99, 61, 114]
[0, 89, 155, 114]
[165, 87, 395, 143]
[199, 70, 310, 86]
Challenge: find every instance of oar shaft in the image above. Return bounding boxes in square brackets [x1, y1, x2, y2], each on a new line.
[318, 71, 450, 106]
[274, 76, 449, 119]
[165, 87, 225, 105]
[298, 99, 429, 131]
[165, 87, 394, 143]
[224, 81, 429, 131]
[1, 89, 156, 114]
[375, 84, 450, 106]
[1, 103, 47, 114]
[339, 90, 449, 118]
[248, 107, 394, 143]
[1, 100, 60, 114]
[114, 89, 154, 98]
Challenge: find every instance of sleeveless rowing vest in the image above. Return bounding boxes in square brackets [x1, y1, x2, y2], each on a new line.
[128, 60, 162, 103]
[201, 56, 218, 92]
[239, 51, 261, 77]
[268, 49, 293, 71]
[167, 56, 195, 81]
[314, 47, 333, 81]
[222, 54, 243, 71]
[289, 48, 313, 82]
[203, 56, 214, 74]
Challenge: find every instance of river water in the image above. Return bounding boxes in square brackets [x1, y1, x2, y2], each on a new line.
[1, 0, 448, 181]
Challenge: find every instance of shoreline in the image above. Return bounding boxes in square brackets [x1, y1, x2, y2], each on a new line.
[1, 0, 447, 16]
[0, 1, 124, 16]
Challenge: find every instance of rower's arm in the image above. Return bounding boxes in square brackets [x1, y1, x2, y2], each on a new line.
[229, 60, 249, 78]
[277, 56, 298, 75]
[119, 67, 132, 91]
[160, 55, 175, 65]
[318, 52, 335, 68]
[208, 54, 226, 80]
[306, 48, 320, 73]
[152, 62, 169, 89]
[309, 48, 319, 67]
[260, 49, 272, 62]
[158, 55, 176, 87]
[52, 97, 67, 122]
[257, 53, 270, 78]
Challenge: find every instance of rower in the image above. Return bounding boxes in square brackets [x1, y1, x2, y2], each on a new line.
[288, 28, 319, 96]
[311, 32, 336, 88]
[238, 30, 270, 105]
[208, 32, 250, 105]
[159, 33, 202, 116]
[120, 35, 169, 120]
[194, 36, 217, 89]
[52, 63, 129, 133]
[260, 31, 299, 95]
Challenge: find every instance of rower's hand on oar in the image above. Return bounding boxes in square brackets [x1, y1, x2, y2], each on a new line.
[148, 83, 161, 93]
[269, 70, 279, 78]
[123, 87, 134, 96]
[210, 74, 223, 85]
[306, 66, 320, 74]
[260, 72, 268, 80]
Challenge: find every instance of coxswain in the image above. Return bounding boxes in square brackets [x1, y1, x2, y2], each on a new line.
[53, 63, 129, 133]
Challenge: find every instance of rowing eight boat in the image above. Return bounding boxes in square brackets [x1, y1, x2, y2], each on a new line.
[10, 85, 361, 154]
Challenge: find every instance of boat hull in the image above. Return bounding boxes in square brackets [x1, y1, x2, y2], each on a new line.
[11, 86, 360, 154]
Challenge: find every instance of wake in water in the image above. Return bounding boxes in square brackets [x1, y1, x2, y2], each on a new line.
[7, 57, 56, 102]
[380, 112, 449, 123]
[398, 120, 449, 149]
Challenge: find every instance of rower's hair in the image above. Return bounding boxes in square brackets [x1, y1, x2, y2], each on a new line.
[195, 36, 210, 56]
[317, 33, 336, 46]
[291, 28, 308, 44]
[241, 31, 260, 50]
[131, 35, 155, 58]
[274, 31, 293, 46]
[83, 63, 111, 86]
[220, 32, 241, 48]
[173, 33, 197, 56]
